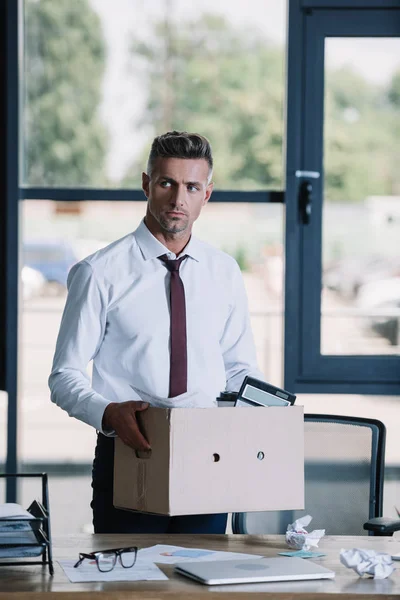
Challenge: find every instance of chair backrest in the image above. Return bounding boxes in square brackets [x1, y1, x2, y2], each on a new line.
[232, 414, 386, 536]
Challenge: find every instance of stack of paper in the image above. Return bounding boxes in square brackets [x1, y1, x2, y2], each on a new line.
[59, 559, 169, 583]
[0, 531, 43, 558]
[138, 544, 263, 564]
[0, 503, 35, 531]
[0, 503, 42, 559]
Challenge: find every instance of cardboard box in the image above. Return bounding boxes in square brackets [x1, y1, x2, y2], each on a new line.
[114, 406, 304, 516]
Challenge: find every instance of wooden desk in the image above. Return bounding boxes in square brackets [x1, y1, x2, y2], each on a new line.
[1, 533, 400, 599]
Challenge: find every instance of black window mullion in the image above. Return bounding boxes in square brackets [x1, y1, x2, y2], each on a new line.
[19, 188, 285, 203]
[3, 0, 20, 503]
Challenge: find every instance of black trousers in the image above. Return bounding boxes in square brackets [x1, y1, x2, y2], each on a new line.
[91, 433, 228, 534]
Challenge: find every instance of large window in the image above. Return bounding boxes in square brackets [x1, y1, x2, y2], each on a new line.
[19, 199, 284, 532]
[4, 0, 398, 533]
[23, 0, 286, 190]
[12, 0, 288, 532]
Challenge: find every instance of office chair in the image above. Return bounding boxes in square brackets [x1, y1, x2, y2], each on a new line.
[232, 414, 398, 536]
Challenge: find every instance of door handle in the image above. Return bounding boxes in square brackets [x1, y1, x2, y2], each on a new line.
[295, 170, 320, 179]
[298, 180, 313, 224]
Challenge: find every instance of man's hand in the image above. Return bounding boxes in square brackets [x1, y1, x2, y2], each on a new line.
[102, 401, 151, 451]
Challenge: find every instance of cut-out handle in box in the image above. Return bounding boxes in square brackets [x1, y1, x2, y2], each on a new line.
[135, 449, 152, 459]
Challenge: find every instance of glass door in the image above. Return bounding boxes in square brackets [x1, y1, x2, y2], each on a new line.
[285, 4, 400, 394]
[322, 36, 400, 357]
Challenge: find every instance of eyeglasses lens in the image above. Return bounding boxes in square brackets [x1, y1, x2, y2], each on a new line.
[97, 551, 117, 572]
[120, 550, 137, 568]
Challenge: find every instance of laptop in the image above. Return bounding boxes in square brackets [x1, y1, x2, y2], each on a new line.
[174, 557, 335, 586]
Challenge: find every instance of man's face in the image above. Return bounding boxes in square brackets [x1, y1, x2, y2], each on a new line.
[142, 157, 213, 235]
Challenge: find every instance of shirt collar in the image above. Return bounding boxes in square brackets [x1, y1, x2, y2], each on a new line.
[134, 219, 203, 262]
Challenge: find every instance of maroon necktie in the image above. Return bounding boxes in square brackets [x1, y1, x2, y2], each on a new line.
[159, 254, 188, 397]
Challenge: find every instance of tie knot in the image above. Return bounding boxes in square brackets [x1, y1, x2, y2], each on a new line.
[159, 254, 187, 272]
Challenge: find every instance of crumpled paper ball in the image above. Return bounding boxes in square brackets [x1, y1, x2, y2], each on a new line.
[285, 514, 325, 550]
[340, 548, 395, 579]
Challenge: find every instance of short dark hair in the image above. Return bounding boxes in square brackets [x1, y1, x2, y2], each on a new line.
[147, 131, 213, 182]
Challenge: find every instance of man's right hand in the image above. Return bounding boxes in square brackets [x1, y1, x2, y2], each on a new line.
[102, 401, 151, 451]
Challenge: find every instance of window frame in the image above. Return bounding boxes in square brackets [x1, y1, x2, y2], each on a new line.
[2, 0, 285, 500]
[284, 0, 400, 394]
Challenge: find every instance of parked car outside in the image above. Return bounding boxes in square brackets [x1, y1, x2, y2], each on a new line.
[21, 266, 47, 301]
[357, 277, 400, 346]
[324, 255, 400, 301]
[23, 240, 77, 294]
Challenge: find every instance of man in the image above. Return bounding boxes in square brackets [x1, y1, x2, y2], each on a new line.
[49, 131, 263, 534]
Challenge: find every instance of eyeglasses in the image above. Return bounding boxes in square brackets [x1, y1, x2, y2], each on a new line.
[74, 546, 138, 572]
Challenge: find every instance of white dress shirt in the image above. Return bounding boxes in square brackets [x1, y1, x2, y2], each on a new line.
[48, 219, 263, 433]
